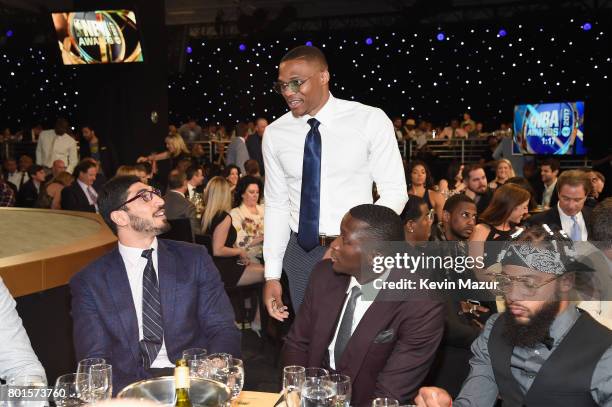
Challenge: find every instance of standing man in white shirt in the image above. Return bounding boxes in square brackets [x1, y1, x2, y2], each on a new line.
[528, 169, 592, 241]
[262, 45, 408, 319]
[36, 118, 78, 173]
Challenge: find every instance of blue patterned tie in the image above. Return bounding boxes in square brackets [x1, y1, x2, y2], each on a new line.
[570, 215, 581, 241]
[140, 249, 163, 368]
[297, 118, 322, 251]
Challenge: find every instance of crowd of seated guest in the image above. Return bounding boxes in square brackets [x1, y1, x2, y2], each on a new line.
[1, 113, 612, 405]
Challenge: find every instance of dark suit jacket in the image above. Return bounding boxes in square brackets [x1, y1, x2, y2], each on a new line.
[526, 205, 593, 238]
[533, 180, 559, 208]
[16, 179, 39, 208]
[283, 260, 445, 406]
[61, 182, 96, 212]
[245, 134, 264, 175]
[79, 137, 119, 177]
[163, 191, 201, 236]
[70, 239, 241, 394]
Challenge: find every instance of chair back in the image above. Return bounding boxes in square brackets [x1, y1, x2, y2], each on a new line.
[159, 218, 193, 243]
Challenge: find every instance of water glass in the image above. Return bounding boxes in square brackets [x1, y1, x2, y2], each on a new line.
[182, 348, 207, 361]
[76, 358, 106, 375]
[205, 353, 232, 385]
[8, 375, 46, 386]
[301, 377, 336, 407]
[371, 398, 399, 407]
[282, 366, 305, 407]
[226, 358, 244, 400]
[304, 367, 329, 379]
[328, 374, 351, 407]
[89, 364, 112, 403]
[188, 358, 208, 379]
[54, 373, 91, 406]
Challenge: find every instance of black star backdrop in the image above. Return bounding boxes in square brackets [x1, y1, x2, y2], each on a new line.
[0, 16, 610, 151]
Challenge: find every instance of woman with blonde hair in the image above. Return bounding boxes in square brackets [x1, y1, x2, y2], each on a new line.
[488, 158, 515, 190]
[137, 133, 191, 169]
[36, 171, 73, 209]
[201, 176, 264, 289]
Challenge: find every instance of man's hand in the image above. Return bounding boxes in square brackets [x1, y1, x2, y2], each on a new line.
[414, 387, 452, 407]
[264, 279, 289, 321]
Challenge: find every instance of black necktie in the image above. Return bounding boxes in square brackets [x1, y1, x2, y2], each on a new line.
[19, 172, 26, 188]
[334, 286, 362, 365]
[140, 249, 163, 368]
[297, 118, 322, 251]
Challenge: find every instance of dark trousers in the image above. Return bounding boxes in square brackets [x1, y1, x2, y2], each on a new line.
[282, 232, 327, 312]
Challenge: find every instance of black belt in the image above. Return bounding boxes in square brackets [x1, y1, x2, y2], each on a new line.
[292, 232, 339, 247]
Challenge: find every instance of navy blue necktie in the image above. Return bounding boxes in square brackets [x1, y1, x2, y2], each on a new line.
[140, 249, 163, 368]
[297, 118, 322, 251]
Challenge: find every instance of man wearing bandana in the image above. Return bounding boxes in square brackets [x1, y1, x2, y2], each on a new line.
[415, 225, 612, 407]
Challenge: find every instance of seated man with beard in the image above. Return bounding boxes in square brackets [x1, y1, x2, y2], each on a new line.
[70, 176, 240, 394]
[416, 225, 612, 407]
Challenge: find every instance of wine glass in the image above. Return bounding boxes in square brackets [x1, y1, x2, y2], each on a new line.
[54, 373, 91, 406]
[205, 353, 232, 384]
[282, 366, 305, 407]
[328, 374, 351, 407]
[371, 398, 399, 407]
[301, 376, 336, 407]
[89, 364, 112, 403]
[226, 358, 244, 400]
[182, 348, 207, 361]
[77, 358, 106, 375]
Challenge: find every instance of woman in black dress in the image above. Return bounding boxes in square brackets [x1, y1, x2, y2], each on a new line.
[469, 183, 531, 268]
[201, 176, 264, 288]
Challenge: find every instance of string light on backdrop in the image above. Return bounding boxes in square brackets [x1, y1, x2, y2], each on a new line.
[162, 19, 609, 128]
[0, 18, 609, 130]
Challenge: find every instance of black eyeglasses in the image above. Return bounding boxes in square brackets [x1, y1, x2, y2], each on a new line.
[272, 76, 313, 94]
[114, 188, 161, 211]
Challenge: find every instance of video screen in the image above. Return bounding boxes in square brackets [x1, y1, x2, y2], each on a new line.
[513, 101, 586, 155]
[51, 10, 143, 65]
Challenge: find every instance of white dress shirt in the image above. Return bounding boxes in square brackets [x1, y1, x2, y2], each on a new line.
[6, 171, 28, 191]
[77, 179, 99, 212]
[36, 130, 78, 172]
[327, 277, 373, 370]
[117, 238, 174, 368]
[0, 277, 47, 383]
[187, 183, 196, 200]
[558, 202, 588, 241]
[541, 179, 557, 207]
[262, 93, 408, 279]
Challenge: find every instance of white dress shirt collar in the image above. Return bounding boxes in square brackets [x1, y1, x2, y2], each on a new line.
[557, 202, 588, 241]
[118, 237, 159, 270]
[302, 92, 336, 126]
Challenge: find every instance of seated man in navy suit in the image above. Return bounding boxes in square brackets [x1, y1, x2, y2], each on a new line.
[283, 204, 445, 406]
[70, 176, 240, 393]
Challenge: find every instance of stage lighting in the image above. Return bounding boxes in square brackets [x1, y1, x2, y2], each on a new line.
[498, 29, 507, 37]
[365, 37, 373, 45]
[305, 41, 313, 46]
[6, 30, 13, 37]
[186, 46, 193, 54]
[239, 44, 247, 51]
[582, 23, 592, 31]
[436, 32, 445, 41]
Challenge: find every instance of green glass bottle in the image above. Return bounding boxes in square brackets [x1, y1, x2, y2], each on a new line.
[175, 359, 193, 407]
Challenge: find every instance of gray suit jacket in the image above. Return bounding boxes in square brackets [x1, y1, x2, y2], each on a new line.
[163, 191, 200, 236]
[225, 137, 250, 173]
